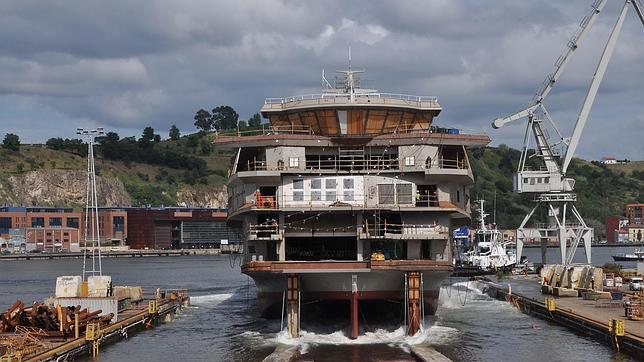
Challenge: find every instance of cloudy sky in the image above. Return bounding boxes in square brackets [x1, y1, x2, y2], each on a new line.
[1, 0, 642, 160]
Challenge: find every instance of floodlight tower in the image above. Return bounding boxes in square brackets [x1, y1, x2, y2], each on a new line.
[77, 127, 105, 280]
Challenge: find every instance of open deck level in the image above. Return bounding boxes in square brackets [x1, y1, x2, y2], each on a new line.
[481, 275, 643, 357]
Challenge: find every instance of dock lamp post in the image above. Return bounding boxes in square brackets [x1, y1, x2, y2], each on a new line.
[76, 127, 105, 280]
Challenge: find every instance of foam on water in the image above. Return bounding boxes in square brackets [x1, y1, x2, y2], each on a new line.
[190, 293, 234, 306]
[273, 323, 458, 347]
[438, 280, 489, 309]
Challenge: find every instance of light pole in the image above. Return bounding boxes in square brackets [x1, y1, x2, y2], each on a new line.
[76, 127, 105, 280]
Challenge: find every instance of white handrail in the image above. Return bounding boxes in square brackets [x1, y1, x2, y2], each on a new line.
[264, 92, 439, 105]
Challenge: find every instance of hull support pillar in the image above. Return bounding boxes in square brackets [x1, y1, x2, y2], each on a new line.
[350, 274, 359, 339]
[407, 271, 421, 336]
[287, 274, 300, 338]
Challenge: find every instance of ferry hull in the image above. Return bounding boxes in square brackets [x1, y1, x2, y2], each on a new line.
[247, 270, 449, 318]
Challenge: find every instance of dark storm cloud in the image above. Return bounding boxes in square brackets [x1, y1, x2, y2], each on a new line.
[0, 0, 641, 160]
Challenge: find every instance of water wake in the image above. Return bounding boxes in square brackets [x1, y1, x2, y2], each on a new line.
[274, 324, 458, 347]
[439, 280, 489, 309]
[190, 293, 234, 306]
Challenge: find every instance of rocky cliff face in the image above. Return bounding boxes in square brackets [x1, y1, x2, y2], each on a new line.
[0, 170, 131, 207]
[0, 170, 229, 208]
[176, 185, 228, 208]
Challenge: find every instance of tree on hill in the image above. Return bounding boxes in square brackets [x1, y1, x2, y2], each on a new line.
[248, 113, 262, 127]
[139, 126, 156, 147]
[141, 127, 155, 142]
[153, 134, 161, 143]
[169, 125, 181, 140]
[194, 109, 212, 132]
[211, 105, 239, 130]
[2, 133, 20, 151]
[45, 137, 87, 156]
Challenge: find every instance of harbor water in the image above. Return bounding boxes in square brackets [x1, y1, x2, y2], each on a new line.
[0, 247, 639, 361]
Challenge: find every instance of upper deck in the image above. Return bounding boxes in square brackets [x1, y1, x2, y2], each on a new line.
[213, 64, 489, 148]
[262, 92, 441, 112]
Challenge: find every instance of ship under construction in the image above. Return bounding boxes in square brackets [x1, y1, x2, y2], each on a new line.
[213, 62, 490, 338]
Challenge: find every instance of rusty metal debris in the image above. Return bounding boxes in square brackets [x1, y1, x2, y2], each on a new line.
[0, 300, 112, 359]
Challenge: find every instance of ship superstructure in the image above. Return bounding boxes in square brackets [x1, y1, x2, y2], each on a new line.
[213, 64, 490, 338]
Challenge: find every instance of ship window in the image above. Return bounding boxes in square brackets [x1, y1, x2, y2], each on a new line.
[311, 178, 321, 190]
[326, 190, 337, 202]
[311, 190, 322, 201]
[378, 184, 395, 204]
[396, 184, 413, 204]
[289, 157, 299, 168]
[405, 156, 415, 167]
[523, 178, 528, 183]
[545, 177, 549, 183]
[293, 179, 304, 190]
[457, 190, 460, 203]
[337, 110, 347, 134]
[343, 178, 354, 201]
[293, 191, 304, 201]
[325, 178, 337, 189]
[530, 178, 535, 185]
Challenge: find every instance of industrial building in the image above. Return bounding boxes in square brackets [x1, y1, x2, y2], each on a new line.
[125, 208, 241, 250]
[606, 204, 644, 244]
[0, 207, 127, 252]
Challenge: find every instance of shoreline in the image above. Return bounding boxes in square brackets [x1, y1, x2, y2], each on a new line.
[0, 248, 236, 260]
[523, 243, 644, 248]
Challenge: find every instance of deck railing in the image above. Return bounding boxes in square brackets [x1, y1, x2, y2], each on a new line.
[429, 156, 468, 170]
[414, 194, 439, 207]
[264, 93, 439, 107]
[249, 223, 280, 238]
[363, 222, 448, 237]
[254, 195, 278, 209]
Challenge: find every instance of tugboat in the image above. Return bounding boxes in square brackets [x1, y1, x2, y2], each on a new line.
[459, 200, 517, 272]
[612, 249, 644, 262]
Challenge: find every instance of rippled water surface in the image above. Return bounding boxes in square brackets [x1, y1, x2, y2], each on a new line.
[0, 247, 638, 361]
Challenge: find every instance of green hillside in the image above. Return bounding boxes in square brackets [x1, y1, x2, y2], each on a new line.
[470, 145, 644, 238]
[0, 132, 232, 207]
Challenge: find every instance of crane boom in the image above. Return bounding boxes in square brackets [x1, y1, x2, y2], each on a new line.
[562, 0, 643, 173]
[492, 0, 607, 129]
[634, 0, 644, 25]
